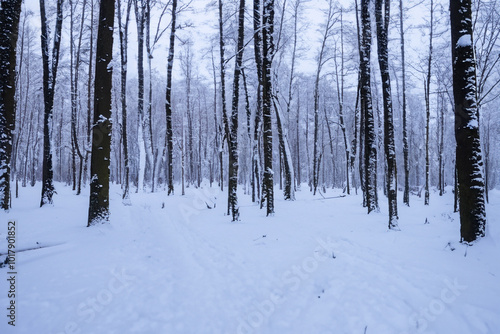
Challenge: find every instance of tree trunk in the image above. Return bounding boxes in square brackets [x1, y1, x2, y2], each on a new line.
[227, 0, 245, 221]
[424, 0, 433, 206]
[312, 0, 335, 196]
[0, 0, 23, 210]
[399, 0, 410, 206]
[261, 0, 275, 215]
[450, 0, 487, 243]
[118, 0, 132, 203]
[360, 0, 378, 213]
[165, 0, 177, 195]
[88, 0, 115, 226]
[375, 0, 399, 229]
[274, 98, 295, 200]
[84, 0, 95, 189]
[70, 0, 87, 196]
[335, 8, 351, 195]
[135, 0, 153, 191]
[252, 0, 263, 203]
[39, 0, 64, 207]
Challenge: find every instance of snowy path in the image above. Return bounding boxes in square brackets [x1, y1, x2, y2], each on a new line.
[1, 184, 499, 333]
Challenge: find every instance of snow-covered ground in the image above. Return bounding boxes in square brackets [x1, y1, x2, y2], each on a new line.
[1, 183, 499, 334]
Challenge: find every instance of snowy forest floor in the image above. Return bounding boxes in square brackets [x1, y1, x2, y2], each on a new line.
[1, 182, 499, 334]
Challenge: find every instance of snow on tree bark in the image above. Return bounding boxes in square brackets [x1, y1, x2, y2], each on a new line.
[252, 0, 263, 204]
[69, 0, 88, 196]
[375, 0, 399, 230]
[87, 0, 115, 226]
[360, 0, 378, 213]
[312, 0, 335, 196]
[273, 98, 295, 201]
[165, 0, 177, 196]
[399, 0, 410, 206]
[450, 0, 487, 243]
[262, 0, 275, 215]
[227, 0, 245, 221]
[424, 0, 434, 206]
[135, 0, 154, 191]
[118, 0, 132, 203]
[218, 0, 231, 213]
[0, 0, 23, 210]
[39, 0, 64, 207]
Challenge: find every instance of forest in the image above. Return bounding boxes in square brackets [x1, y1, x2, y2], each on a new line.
[0, 0, 499, 333]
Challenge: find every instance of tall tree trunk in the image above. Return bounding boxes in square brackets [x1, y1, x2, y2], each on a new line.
[210, 48, 222, 190]
[135, 0, 153, 190]
[375, 0, 399, 229]
[70, 0, 87, 196]
[145, 0, 156, 192]
[355, 0, 365, 204]
[118, 0, 132, 202]
[218, 0, 230, 212]
[312, 0, 335, 195]
[252, 0, 263, 203]
[0, 0, 23, 210]
[438, 93, 445, 196]
[424, 0, 433, 206]
[289, 0, 301, 190]
[261, 0, 275, 215]
[183, 43, 194, 186]
[335, 8, 351, 195]
[483, 115, 490, 203]
[360, 0, 378, 213]
[165, 0, 177, 195]
[227, 0, 245, 221]
[84, 0, 95, 188]
[450, 0, 487, 243]
[39, 0, 64, 207]
[399, 0, 410, 206]
[295, 94, 301, 187]
[88, 0, 115, 226]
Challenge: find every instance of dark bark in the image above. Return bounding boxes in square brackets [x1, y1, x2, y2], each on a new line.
[262, 0, 275, 215]
[118, 0, 132, 202]
[438, 94, 445, 196]
[40, 0, 64, 207]
[424, 0, 433, 206]
[69, 0, 87, 196]
[88, 0, 115, 226]
[375, 0, 399, 229]
[0, 0, 23, 210]
[165, 0, 177, 195]
[399, 0, 410, 206]
[360, 0, 378, 213]
[135, 0, 153, 190]
[227, 0, 245, 221]
[312, 1, 335, 195]
[295, 94, 301, 187]
[335, 9, 351, 195]
[355, 0, 365, 204]
[289, 0, 301, 190]
[218, 0, 230, 209]
[450, 0, 487, 243]
[83, 0, 94, 189]
[273, 98, 295, 200]
[252, 0, 263, 203]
